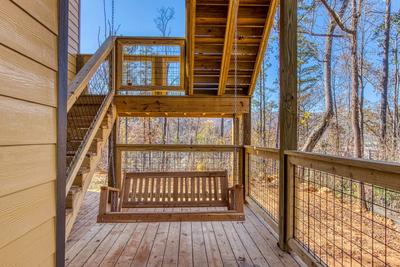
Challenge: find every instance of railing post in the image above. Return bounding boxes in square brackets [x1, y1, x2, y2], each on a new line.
[233, 115, 240, 185]
[116, 148, 123, 191]
[108, 121, 117, 187]
[242, 110, 251, 198]
[278, 0, 298, 251]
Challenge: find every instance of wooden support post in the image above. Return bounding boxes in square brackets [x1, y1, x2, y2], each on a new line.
[108, 47, 117, 187]
[233, 116, 240, 185]
[234, 184, 244, 213]
[108, 121, 117, 187]
[278, 0, 298, 251]
[242, 106, 251, 197]
[116, 148, 123, 191]
[99, 186, 109, 216]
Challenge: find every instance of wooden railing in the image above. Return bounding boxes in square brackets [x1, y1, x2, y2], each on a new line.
[244, 146, 280, 232]
[245, 147, 400, 266]
[66, 37, 117, 194]
[114, 144, 242, 191]
[284, 151, 400, 267]
[115, 37, 185, 94]
[67, 37, 116, 111]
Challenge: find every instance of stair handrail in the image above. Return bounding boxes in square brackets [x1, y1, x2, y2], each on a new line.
[66, 37, 116, 195]
[67, 36, 116, 112]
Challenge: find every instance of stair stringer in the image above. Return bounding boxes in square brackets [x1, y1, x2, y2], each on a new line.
[65, 105, 117, 238]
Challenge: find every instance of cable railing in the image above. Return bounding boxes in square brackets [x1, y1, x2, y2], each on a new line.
[66, 37, 116, 193]
[116, 37, 185, 96]
[246, 146, 280, 225]
[286, 151, 400, 267]
[244, 147, 400, 266]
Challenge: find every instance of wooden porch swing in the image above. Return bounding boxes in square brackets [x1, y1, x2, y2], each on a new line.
[97, 171, 245, 222]
[96, 0, 247, 223]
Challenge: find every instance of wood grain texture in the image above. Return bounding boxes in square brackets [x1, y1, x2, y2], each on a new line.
[0, 44, 57, 106]
[115, 95, 251, 116]
[12, 0, 58, 34]
[0, 182, 56, 249]
[68, 192, 303, 266]
[0, 145, 56, 197]
[0, 95, 56, 145]
[0, 0, 57, 70]
[278, 0, 298, 251]
[68, 0, 80, 82]
[0, 218, 56, 266]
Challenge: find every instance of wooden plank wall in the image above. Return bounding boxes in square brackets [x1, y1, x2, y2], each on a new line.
[0, 0, 59, 265]
[68, 0, 80, 82]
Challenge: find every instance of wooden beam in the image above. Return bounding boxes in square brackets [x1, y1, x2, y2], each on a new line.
[123, 55, 180, 62]
[278, 0, 298, 251]
[218, 0, 240, 96]
[97, 211, 245, 223]
[114, 95, 251, 116]
[116, 144, 239, 153]
[247, 0, 278, 96]
[242, 108, 251, 196]
[186, 0, 196, 95]
[117, 37, 185, 46]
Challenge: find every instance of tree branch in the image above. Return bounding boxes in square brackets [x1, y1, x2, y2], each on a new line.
[298, 30, 345, 38]
[319, 0, 355, 35]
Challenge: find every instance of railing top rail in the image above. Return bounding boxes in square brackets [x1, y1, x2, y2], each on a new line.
[285, 150, 400, 175]
[285, 150, 400, 192]
[244, 146, 279, 159]
[116, 36, 185, 45]
[125, 171, 228, 179]
[67, 36, 116, 111]
[116, 144, 240, 152]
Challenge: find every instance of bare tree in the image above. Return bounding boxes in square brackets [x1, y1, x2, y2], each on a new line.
[302, 0, 349, 152]
[320, 0, 367, 210]
[379, 0, 391, 159]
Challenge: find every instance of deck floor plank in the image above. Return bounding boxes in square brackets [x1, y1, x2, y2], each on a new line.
[66, 192, 302, 267]
[147, 222, 170, 267]
[99, 224, 139, 267]
[178, 222, 193, 267]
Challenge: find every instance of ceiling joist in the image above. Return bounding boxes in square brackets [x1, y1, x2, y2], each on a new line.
[218, 0, 240, 96]
[186, 0, 196, 95]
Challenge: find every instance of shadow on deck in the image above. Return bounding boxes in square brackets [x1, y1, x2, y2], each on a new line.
[65, 191, 305, 267]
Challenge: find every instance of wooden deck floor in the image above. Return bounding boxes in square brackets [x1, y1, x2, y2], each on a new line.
[66, 192, 304, 267]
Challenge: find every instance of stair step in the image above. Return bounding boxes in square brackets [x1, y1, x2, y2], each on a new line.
[66, 186, 82, 209]
[68, 105, 102, 117]
[67, 127, 104, 141]
[74, 95, 105, 105]
[67, 117, 110, 128]
[67, 154, 92, 169]
[65, 208, 73, 225]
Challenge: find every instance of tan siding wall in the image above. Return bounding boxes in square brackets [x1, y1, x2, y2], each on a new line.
[68, 0, 80, 82]
[0, 0, 58, 265]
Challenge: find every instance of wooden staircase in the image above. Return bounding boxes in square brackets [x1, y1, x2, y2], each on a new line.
[66, 100, 116, 236]
[65, 96, 116, 236]
[64, 37, 116, 237]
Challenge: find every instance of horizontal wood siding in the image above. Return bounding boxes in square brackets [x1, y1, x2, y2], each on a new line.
[68, 0, 80, 82]
[0, 0, 58, 263]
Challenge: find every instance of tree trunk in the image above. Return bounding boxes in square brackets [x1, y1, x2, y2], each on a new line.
[379, 0, 391, 160]
[394, 38, 399, 160]
[359, 14, 366, 157]
[302, 0, 348, 152]
[301, 18, 335, 152]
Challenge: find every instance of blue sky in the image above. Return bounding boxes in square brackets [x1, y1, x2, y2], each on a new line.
[81, 1, 400, 106]
[80, 0, 185, 53]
